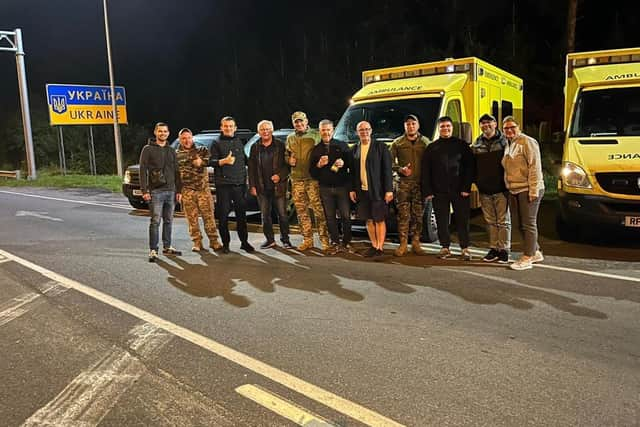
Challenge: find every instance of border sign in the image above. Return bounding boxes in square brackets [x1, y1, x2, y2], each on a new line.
[46, 83, 128, 125]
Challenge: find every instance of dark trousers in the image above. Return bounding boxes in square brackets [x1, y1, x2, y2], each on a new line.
[257, 189, 290, 243]
[432, 192, 470, 249]
[319, 185, 352, 245]
[216, 184, 248, 245]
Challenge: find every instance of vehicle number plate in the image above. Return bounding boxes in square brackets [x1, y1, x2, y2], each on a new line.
[133, 189, 142, 196]
[624, 216, 640, 227]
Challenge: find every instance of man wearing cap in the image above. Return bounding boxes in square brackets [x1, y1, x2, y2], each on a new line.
[176, 128, 223, 252]
[472, 113, 511, 263]
[285, 111, 330, 251]
[390, 114, 431, 256]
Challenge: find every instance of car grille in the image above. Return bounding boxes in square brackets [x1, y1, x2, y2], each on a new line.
[596, 172, 640, 196]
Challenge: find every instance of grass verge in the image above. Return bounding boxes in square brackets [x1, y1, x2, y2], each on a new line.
[0, 171, 121, 193]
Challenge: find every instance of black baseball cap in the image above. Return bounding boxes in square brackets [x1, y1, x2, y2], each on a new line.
[479, 113, 496, 123]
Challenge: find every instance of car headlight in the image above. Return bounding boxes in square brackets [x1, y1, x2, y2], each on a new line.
[123, 170, 131, 184]
[561, 162, 592, 188]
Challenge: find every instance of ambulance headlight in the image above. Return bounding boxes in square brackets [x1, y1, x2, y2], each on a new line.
[561, 162, 592, 188]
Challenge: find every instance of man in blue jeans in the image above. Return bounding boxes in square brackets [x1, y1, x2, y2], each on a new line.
[139, 122, 183, 262]
[248, 120, 292, 249]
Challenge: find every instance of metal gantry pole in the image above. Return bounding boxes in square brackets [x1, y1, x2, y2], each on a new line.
[102, 0, 123, 177]
[0, 28, 36, 179]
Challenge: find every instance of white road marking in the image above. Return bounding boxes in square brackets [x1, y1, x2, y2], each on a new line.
[236, 384, 336, 426]
[0, 254, 8, 264]
[22, 323, 172, 427]
[15, 210, 64, 222]
[417, 243, 640, 283]
[0, 248, 404, 427]
[0, 189, 131, 210]
[0, 292, 41, 327]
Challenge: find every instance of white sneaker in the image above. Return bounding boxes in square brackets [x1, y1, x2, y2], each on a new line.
[510, 256, 533, 270]
[148, 249, 158, 263]
[532, 250, 544, 263]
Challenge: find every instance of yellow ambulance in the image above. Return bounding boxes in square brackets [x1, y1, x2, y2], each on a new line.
[557, 48, 640, 236]
[333, 57, 523, 240]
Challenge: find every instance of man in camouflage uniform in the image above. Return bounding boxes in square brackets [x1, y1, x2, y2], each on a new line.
[176, 128, 223, 252]
[285, 111, 330, 251]
[390, 114, 430, 256]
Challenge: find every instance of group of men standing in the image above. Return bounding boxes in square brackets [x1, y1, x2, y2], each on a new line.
[139, 110, 545, 271]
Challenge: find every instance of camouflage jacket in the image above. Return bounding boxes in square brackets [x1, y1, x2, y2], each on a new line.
[285, 127, 320, 181]
[390, 133, 430, 182]
[176, 145, 210, 191]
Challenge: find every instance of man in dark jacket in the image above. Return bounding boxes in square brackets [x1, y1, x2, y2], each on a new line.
[472, 113, 511, 263]
[421, 116, 475, 260]
[310, 119, 353, 254]
[349, 121, 394, 258]
[139, 122, 182, 262]
[209, 116, 254, 253]
[248, 120, 292, 249]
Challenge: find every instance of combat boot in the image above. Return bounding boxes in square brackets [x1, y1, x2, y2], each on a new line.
[394, 239, 408, 257]
[411, 236, 424, 255]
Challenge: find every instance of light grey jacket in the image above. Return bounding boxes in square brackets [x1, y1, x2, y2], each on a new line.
[501, 132, 544, 197]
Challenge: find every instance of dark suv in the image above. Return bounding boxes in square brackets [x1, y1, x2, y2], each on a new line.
[122, 129, 255, 210]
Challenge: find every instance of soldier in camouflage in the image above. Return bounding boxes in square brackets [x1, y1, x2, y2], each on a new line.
[176, 128, 223, 252]
[390, 114, 430, 256]
[285, 111, 330, 251]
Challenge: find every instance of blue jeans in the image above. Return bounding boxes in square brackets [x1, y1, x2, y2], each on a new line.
[257, 189, 290, 243]
[149, 190, 175, 251]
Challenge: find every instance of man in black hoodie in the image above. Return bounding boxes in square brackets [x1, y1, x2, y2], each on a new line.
[139, 122, 183, 262]
[209, 116, 254, 254]
[472, 113, 511, 263]
[421, 116, 475, 260]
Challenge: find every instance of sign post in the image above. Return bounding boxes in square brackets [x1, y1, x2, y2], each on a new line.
[0, 28, 36, 179]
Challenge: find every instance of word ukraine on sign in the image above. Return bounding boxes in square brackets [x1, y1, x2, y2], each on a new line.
[46, 84, 128, 125]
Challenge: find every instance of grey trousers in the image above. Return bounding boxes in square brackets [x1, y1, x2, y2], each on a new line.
[480, 192, 511, 250]
[509, 189, 544, 256]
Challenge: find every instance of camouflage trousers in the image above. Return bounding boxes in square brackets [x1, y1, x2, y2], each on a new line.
[396, 180, 424, 242]
[181, 188, 219, 246]
[291, 180, 329, 245]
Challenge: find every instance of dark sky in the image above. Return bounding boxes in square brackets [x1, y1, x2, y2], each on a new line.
[1, 0, 638, 136]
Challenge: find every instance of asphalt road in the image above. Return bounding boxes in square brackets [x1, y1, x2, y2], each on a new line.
[0, 187, 639, 426]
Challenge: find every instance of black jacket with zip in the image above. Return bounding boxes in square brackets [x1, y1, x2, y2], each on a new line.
[139, 138, 181, 194]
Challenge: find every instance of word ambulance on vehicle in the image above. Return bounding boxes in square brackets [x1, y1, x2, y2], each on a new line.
[333, 57, 523, 241]
[557, 47, 640, 236]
